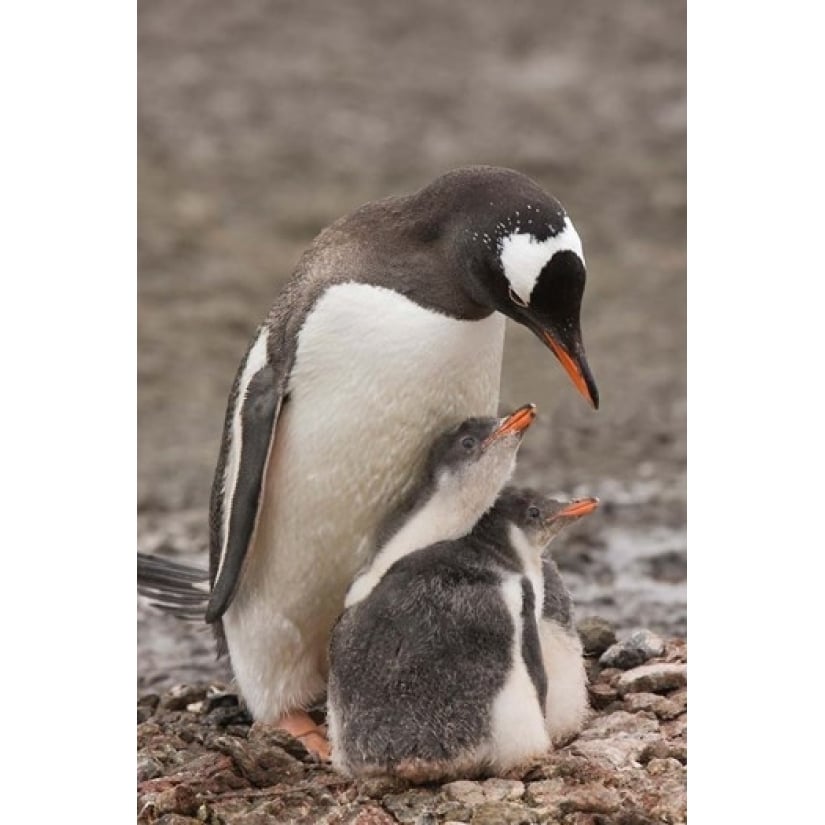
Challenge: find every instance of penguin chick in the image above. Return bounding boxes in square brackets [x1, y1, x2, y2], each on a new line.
[345, 403, 537, 608]
[328, 487, 597, 782]
[495, 490, 599, 745]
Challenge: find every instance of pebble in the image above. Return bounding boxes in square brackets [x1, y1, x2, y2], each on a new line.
[142, 784, 199, 817]
[665, 638, 688, 662]
[138, 694, 160, 723]
[161, 684, 209, 711]
[622, 691, 663, 713]
[646, 756, 685, 776]
[640, 739, 687, 765]
[587, 682, 618, 710]
[480, 778, 525, 801]
[557, 784, 621, 815]
[599, 630, 665, 669]
[470, 801, 541, 824]
[442, 778, 525, 807]
[617, 663, 687, 695]
[577, 616, 617, 656]
[573, 711, 661, 769]
[351, 806, 398, 825]
[525, 778, 564, 805]
[442, 780, 486, 807]
[212, 734, 306, 784]
[356, 775, 410, 798]
[598, 668, 624, 687]
[578, 710, 660, 740]
[383, 790, 438, 824]
[624, 690, 685, 721]
[137, 754, 164, 782]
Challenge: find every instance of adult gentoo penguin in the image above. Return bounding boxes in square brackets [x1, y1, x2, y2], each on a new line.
[329, 487, 598, 781]
[206, 165, 598, 750]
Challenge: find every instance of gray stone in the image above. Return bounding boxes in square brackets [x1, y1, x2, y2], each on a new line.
[617, 663, 687, 695]
[470, 801, 540, 824]
[443, 781, 486, 807]
[443, 778, 525, 807]
[142, 785, 199, 817]
[349, 806, 400, 825]
[587, 682, 618, 710]
[622, 691, 664, 714]
[578, 710, 660, 740]
[576, 616, 617, 656]
[161, 684, 209, 711]
[137, 754, 164, 782]
[480, 778, 525, 801]
[211, 734, 305, 785]
[661, 689, 687, 718]
[557, 784, 621, 815]
[383, 790, 438, 824]
[623, 690, 684, 720]
[572, 737, 651, 770]
[524, 778, 564, 806]
[640, 739, 687, 765]
[599, 630, 665, 669]
[356, 775, 410, 798]
[646, 757, 686, 776]
[573, 711, 661, 769]
[598, 667, 624, 687]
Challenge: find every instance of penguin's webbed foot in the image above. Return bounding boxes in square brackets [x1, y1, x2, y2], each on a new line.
[275, 710, 331, 761]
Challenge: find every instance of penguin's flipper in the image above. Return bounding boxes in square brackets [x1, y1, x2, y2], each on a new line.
[542, 555, 573, 628]
[206, 324, 292, 623]
[137, 552, 209, 620]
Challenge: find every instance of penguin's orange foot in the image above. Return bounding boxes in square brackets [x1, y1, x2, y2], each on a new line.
[276, 710, 331, 760]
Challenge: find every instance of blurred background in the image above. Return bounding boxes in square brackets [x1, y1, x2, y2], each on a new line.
[138, 0, 685, 690]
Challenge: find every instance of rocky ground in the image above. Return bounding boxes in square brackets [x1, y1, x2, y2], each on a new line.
[138, 623, 686, 824]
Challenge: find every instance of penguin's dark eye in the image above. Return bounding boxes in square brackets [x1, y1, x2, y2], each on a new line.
[508, 286, 528, 308]
[527, 505, 541, 520]
[461, 436, 477, 451]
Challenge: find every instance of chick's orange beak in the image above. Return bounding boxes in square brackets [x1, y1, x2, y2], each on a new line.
[553, 497, 600, 520]
[481, 403, 537, 449]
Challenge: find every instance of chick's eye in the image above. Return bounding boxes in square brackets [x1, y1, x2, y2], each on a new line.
[527, 505, 541, 520]
[508, 286, 528, 308]
[461, 436, 477, 451]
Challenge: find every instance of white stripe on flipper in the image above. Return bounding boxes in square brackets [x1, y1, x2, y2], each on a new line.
[499, 217, 584, 306]
[507, 524, 545, 624]
[216, 325, 270, 583]
[488, 574, 550, 766]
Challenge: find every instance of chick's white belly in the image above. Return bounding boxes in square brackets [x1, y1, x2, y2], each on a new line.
[224, 285, 506, 719]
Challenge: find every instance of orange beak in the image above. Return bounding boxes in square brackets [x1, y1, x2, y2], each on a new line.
[552, 497, 600, 520]
[542, 331, 598, 409]
[553, 498, 599, 518]
[481, 403, 537, 449]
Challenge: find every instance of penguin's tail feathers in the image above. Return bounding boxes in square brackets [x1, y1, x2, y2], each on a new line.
[138, 552, 210, 621]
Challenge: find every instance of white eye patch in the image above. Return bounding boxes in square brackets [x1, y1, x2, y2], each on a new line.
[499, 217, 584, 306]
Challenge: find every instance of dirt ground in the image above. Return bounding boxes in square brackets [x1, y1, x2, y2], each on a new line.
[138, 0, 685, 691]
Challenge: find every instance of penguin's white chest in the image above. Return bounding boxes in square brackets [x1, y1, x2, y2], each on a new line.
[225, 283, 506, 714]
